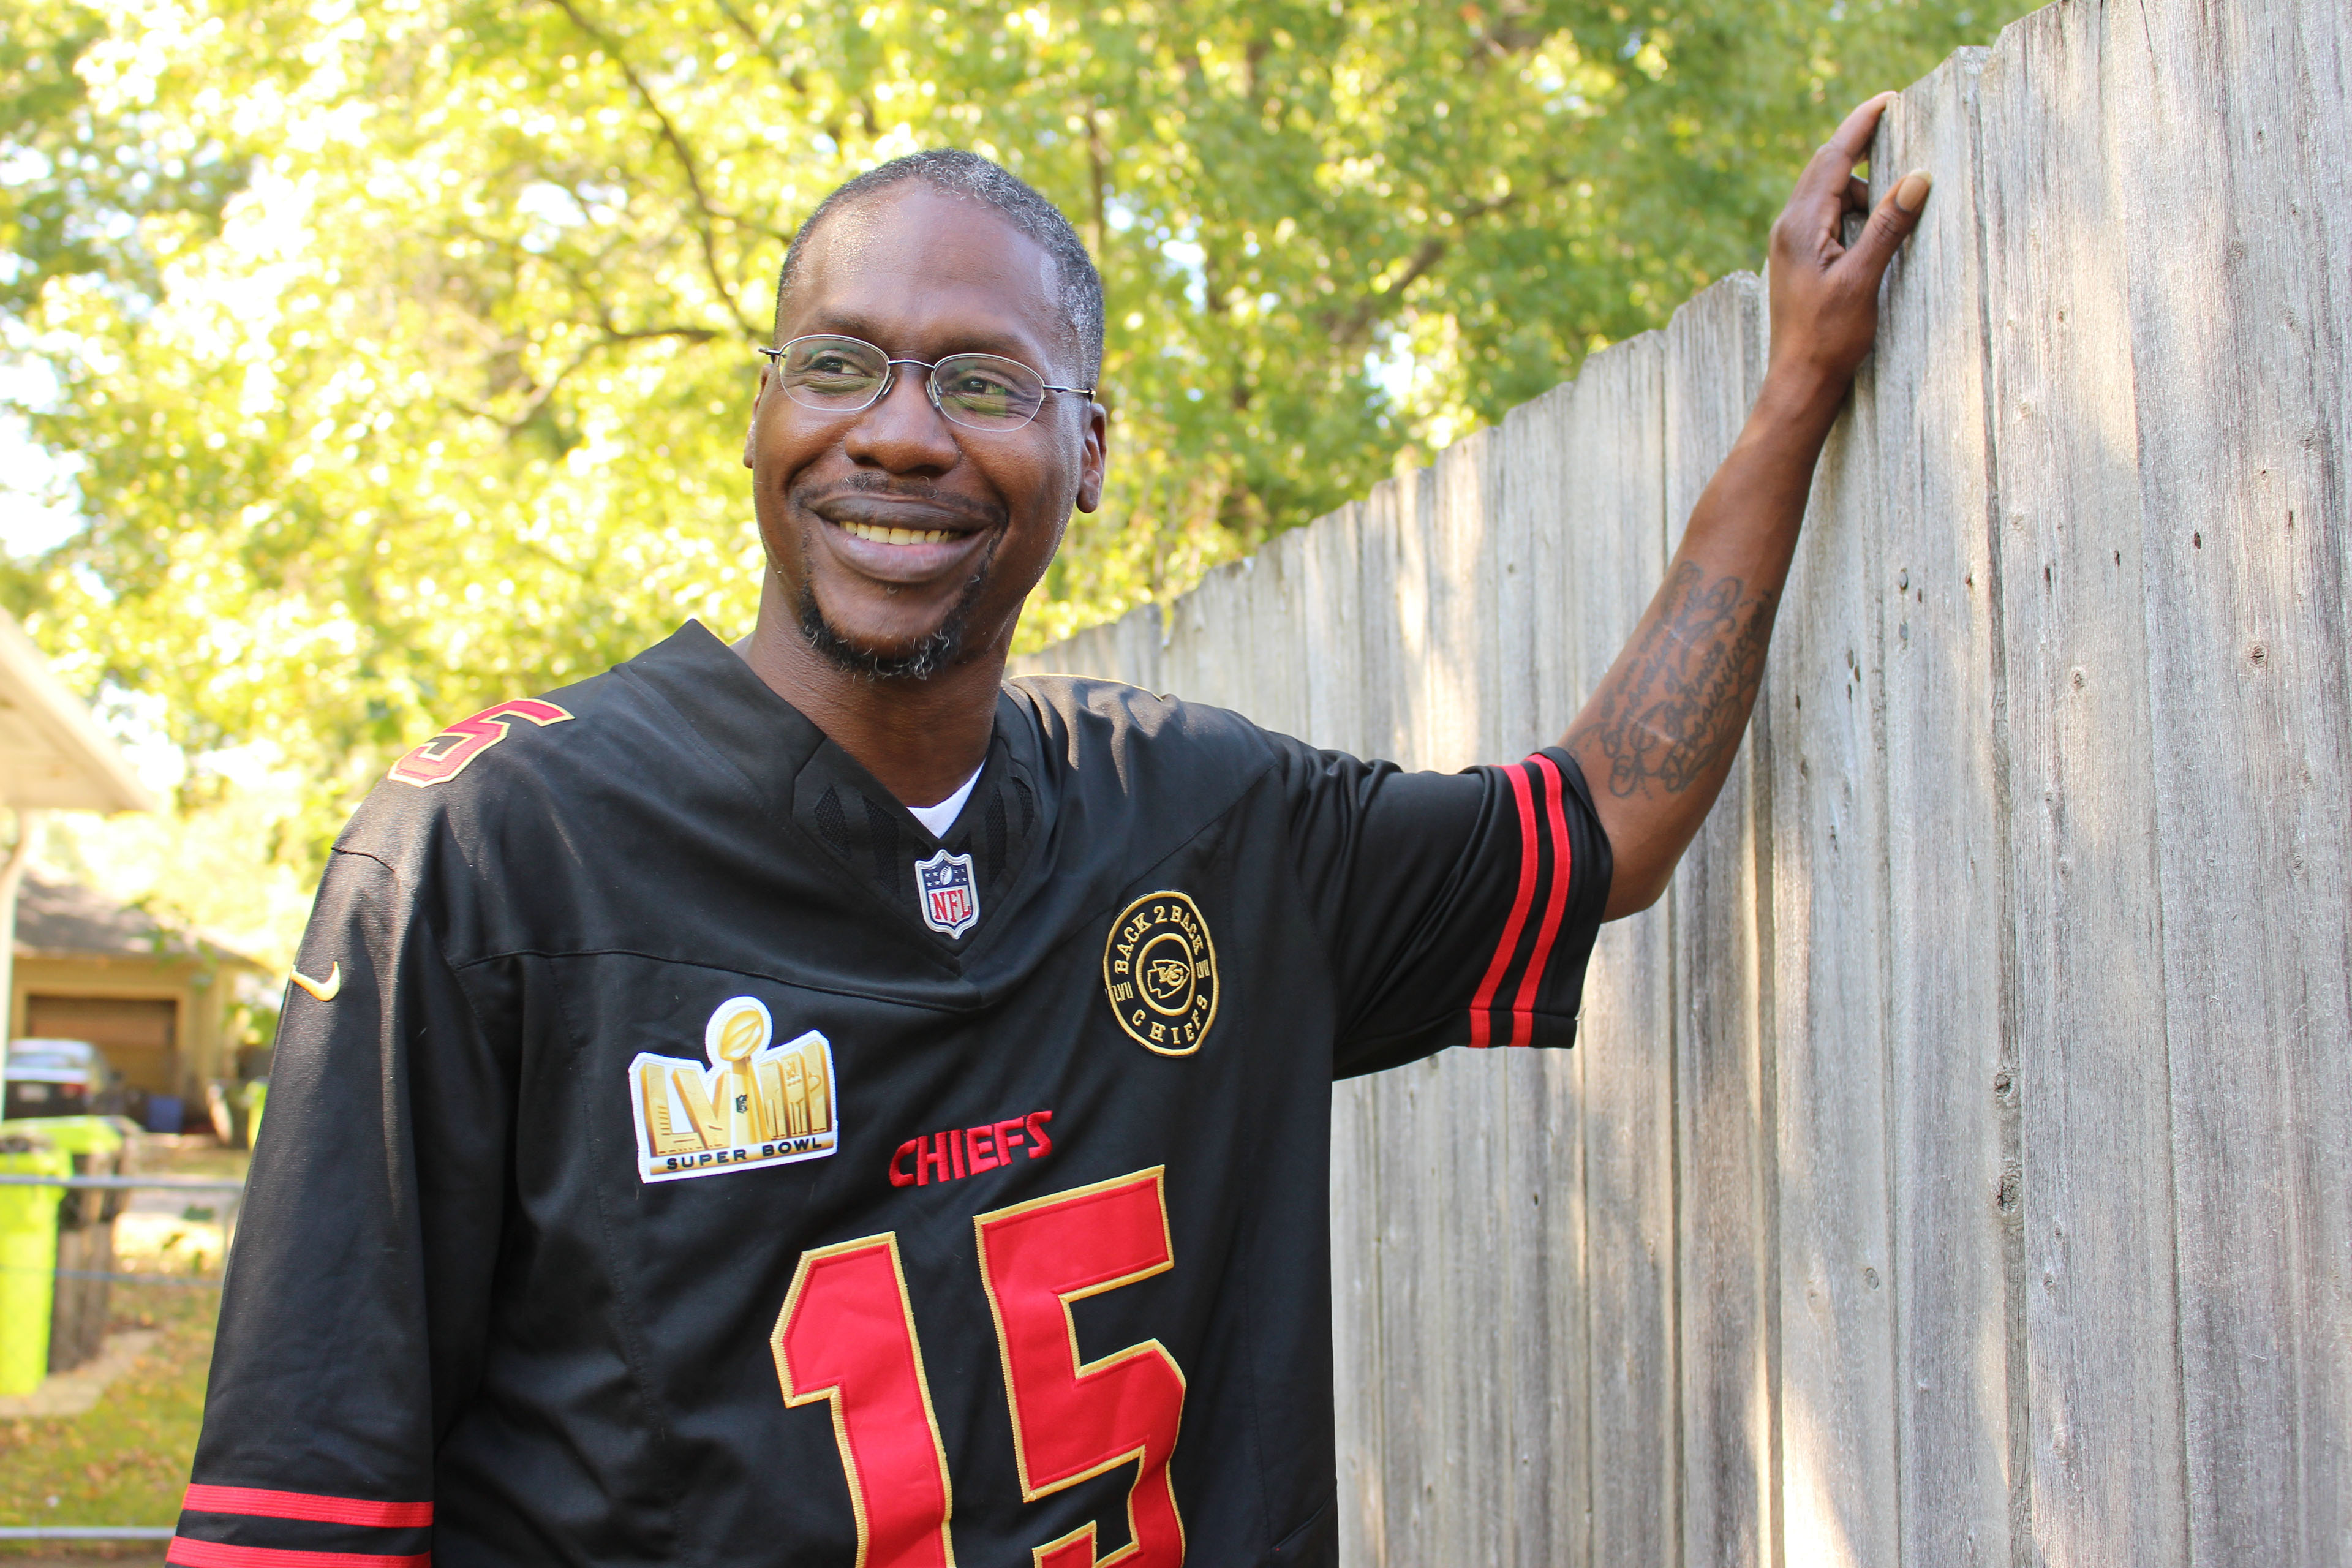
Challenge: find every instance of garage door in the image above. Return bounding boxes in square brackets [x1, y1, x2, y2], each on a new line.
[24, 995, 179, 1094]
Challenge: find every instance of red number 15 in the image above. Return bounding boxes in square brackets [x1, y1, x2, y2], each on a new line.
[772, 1168, 1186, 1567]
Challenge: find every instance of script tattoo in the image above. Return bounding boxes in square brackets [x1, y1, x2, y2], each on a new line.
[1570, 561, 1776, 797]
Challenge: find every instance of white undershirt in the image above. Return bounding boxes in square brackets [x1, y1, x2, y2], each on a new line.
[907, 765, 983, 839]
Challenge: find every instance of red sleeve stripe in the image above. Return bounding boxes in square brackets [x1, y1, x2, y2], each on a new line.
[167, 1538, 429, 1568]
[182, 1487, 432, 1529]
[1508, 754, 1576, 1043]
[1467, 761, 1543, 1047]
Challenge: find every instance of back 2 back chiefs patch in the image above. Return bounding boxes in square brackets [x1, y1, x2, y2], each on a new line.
[1103, 891, 1219, 1056]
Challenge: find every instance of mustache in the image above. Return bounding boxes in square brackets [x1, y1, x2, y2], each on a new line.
[789, 477, 1003, 533]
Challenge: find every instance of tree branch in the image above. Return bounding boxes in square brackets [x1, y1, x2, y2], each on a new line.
[448, 323, 724, 435]
[710, 0, 813, 98]
[544, 0, 757, 337]
[1325, 236, 1450, 347]
[598, 323, 724, 344]
[710, 0, 771, 59]
[1319, 184, 1544, 347]
[1086, 106, 1109, 260]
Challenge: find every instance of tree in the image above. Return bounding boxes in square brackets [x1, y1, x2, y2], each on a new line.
[2, 0, 2030, 895]
[1, 1, 249, 320]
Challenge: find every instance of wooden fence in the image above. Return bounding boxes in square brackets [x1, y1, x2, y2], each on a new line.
[1012, 0, 2349, 1561]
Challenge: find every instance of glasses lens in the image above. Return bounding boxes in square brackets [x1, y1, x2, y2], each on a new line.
[780, 337, 888, 410]
[930, 353, 1046, 431]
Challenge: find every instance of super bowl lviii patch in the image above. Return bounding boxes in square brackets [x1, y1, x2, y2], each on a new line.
[628, 996, 839, 1183]
[1103, 891, 1219, 1056]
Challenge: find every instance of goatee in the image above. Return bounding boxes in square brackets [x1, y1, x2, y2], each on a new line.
[794, 554, 994, 682]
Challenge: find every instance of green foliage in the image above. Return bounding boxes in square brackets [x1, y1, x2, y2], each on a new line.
[1, 1, 249, 317]
[2, 0, 2030, 881]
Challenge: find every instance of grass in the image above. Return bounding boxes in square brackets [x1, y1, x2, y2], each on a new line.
[0, 1138, 247, 1563]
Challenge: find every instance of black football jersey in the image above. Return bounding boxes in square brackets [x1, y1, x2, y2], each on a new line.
[171, 622, 1609, 1568]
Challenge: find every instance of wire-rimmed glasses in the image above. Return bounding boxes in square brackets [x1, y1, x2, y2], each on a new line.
[756, 334, 1093, 432]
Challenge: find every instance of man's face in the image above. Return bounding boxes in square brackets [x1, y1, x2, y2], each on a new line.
[742, 187, 1106, 678]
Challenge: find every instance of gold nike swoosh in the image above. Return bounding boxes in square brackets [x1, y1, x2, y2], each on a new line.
[290, 961, 342, 1002]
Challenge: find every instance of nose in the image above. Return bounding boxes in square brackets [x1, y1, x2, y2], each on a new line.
[842, 361, 959, 475]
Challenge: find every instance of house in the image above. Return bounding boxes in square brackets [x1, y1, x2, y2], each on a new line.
[0, 603, 164, 1109]
[9, 874, 268, 1110]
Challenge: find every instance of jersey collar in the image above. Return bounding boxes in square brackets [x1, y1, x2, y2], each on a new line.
[615, 622, 1047, 967]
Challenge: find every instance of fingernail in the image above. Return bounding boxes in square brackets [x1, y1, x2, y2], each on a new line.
[1895, 170, 1932, 212]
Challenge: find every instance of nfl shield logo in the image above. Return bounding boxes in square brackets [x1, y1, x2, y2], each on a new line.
[915, 847, 980, 938]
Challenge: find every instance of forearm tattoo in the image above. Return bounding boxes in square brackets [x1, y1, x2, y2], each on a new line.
[1569, 561, 1776, 797]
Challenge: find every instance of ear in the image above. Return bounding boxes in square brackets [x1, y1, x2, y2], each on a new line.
[1073, 398, 1109, 514]
[742, 365, 769, 469]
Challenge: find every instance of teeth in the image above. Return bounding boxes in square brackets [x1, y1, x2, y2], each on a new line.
[840, 519, 958, 546]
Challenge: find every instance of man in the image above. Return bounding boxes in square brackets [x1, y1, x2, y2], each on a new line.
[173, 97, 1925, 1567]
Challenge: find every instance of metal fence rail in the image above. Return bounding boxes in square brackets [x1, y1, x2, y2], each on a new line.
[2, 1169, 249, 1547]
[1, 1172, 245, 1287]
[0, 1174, 245, 1191]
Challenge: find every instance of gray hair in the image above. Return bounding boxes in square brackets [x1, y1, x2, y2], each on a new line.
[773, 149, 1104, 386]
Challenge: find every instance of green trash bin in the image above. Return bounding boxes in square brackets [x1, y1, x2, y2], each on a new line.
[23, 1116, 126, 1373]
[0, 1129, 70, 1396]
[23, 1115, 126, 1182]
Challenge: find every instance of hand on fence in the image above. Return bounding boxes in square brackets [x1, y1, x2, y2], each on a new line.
[1766, 92, 1931, 401]
[1564, 96, 1930, 919]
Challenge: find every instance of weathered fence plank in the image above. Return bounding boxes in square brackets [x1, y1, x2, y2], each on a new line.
[1979, 5, 2190, 1562]
[1299, 502, 1366, 755]
[1012, 1, 2349, 1559]
[2116, 0, 2352, 1558]
[1872, 46, 2019, 1568]
[1420, 432, 1511, 1563]
[1330, 1066, 1389, 1562]
[1322, 500, 1390, 1561]
[1497, 380, 1590, 1567]
[1762, 279, 1902, 1568]
[1660, 274, 1779, 1568]
[1548, 332, 1678, 1568]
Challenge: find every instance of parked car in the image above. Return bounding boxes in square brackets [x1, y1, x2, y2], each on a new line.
[2, 1038, 127, 1120]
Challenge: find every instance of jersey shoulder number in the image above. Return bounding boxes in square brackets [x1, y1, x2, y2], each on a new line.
[388, 698, 573, 788]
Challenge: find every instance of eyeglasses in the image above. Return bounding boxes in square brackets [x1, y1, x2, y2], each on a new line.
[756, 334, 1093, 432]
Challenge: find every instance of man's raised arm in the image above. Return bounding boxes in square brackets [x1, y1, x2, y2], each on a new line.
[1564, 93, 1932, 919]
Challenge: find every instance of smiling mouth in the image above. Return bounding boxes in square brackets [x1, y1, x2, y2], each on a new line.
[835, 518, 967, 546]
